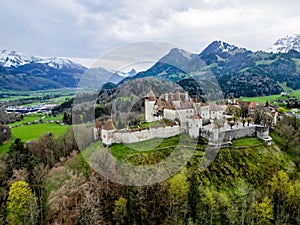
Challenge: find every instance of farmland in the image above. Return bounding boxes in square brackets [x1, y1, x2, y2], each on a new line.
[0, 89, 74, 155]
[239, 89, 300, 104]
[0, 123, 68, 155]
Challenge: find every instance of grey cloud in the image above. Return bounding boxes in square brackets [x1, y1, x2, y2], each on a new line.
[0, 0, 299, 59]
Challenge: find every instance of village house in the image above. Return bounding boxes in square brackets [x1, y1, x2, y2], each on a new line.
[145, 91, 197, 123]
[248, 101, 259, 115]
[209, 103, 225, 120]
[198, 103, 210, 122]
[228, 96, 237, 104]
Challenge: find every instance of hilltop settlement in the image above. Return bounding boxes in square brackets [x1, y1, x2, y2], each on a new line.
[99, 91, 273, 146]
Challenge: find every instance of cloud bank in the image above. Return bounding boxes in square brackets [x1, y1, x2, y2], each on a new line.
[0, 0, 299, 61]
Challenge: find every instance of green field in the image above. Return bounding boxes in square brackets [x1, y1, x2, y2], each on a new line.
[0, 87, 71, 155]
[42, 114, 64, 122]
[231, 137, 263, 147]
[9, 114, 43, 126]
[0, 88, 77, 105]
[107, 135, 265, 166]
[239, 94, 282, 104]
[8, 113, 64, 127]
[109, 135, 181, 161]
[0, 123, 68, 155]
[239, 89, 300, 104]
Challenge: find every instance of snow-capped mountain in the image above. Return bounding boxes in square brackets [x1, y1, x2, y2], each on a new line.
[106, 68, 137, 84]
[116, 68, 137, 77]
[214, 40, 238, 53]
[0, 50, 38, 67]
[0, 50, 88, 91]
[0, 50, 85, 69]
[37, 57, 85, 69]
[267, 34, 300, 53]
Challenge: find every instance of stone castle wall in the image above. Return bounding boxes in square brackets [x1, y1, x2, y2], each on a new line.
[112, 125, 181, 144]
[201, 125, 270, 144]
[256, 126, 270, 139]
[219, 126, 257, 142]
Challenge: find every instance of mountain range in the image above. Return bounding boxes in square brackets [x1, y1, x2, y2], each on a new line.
[119, 34, 300, 97]
[0, 50, 87, 90]
[267, 34, 300, 53]
[1, 34, 300, 97]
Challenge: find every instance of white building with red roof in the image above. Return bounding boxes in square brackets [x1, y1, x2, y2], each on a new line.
[145, 90, 209, 123]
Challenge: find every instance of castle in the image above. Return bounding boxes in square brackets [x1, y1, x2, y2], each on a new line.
[100, 91, 272, 146]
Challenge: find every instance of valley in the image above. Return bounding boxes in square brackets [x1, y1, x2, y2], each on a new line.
[0, 89, 77, 154]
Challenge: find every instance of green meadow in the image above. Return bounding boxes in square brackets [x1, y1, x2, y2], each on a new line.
[239, 89, 300, 104]
[0, 88, 76, 101]
[0, 123, 68, 155]
[239, 95, 281, 104]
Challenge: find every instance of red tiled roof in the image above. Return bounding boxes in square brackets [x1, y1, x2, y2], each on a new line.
[163, 100, 176, 110]
[154, 92, 194, 110]
[147, 90, 156, 101]
[189, 114, 202, 119]
[179, 101, 194, 109]
[103, 119, 116, 130]
[249, 102, 258, 109]
[209, 103, 223, 111]
[194, 95, 201, 103]
[157, 105, 164, 111]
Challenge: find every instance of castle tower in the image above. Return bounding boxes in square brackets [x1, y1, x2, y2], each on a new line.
[145, 90, 157, 122]
[188, 114, 203, 138]
[165, 93, 169, 101]
[185, 91, 189, 101]
[101, 119, 116, 146]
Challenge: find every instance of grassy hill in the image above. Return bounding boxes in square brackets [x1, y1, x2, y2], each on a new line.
[39, 134, 300, 224]
[47, 135, 289, 193]
[48, 135, 289, 187]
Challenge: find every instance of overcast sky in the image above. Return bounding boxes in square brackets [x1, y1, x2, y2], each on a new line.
[1, 0, 299, 67]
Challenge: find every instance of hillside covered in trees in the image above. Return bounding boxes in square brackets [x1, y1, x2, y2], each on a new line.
[0, 114, 299, 224]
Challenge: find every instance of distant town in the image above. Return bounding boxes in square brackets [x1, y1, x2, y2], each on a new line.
[6, 103, 57, 114]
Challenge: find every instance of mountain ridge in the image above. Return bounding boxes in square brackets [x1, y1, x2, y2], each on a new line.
[267, 34, 300, 53]
[1, 34, 300, 94]
[0, 50, 86, 69]
[121, 37, 300, 97]
[0, 50, 87, 90]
